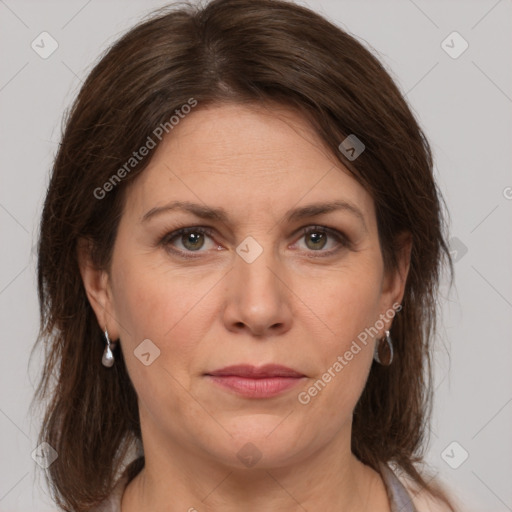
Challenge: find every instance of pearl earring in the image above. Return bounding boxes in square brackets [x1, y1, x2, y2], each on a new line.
[101, 328, 116, 367]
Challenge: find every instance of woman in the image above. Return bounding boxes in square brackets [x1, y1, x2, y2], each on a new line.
[32, 0, 459, 510]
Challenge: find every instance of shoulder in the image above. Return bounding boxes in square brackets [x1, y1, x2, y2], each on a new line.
[409, 490, 453, 512]
[397, 472, 456, 512]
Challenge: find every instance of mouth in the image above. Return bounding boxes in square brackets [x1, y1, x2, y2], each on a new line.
[205, 364, 306, 398]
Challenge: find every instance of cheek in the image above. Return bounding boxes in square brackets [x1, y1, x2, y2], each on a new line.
[110, 263, 199, 412]
[295, 263, 383, 410]
[111, 265, 165, 340]
[111, 252, 191, 338]
[307, 264, 383, 345]
[110, 254, 218, 376]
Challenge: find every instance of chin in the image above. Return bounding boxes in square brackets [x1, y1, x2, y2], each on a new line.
[203, 418, 310, 469]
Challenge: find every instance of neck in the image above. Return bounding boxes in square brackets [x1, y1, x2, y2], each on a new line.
[122, 420, 390, 511]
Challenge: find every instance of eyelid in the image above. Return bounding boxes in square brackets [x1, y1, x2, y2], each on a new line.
[159, 224, 352, 258]
[294, 225, 352, 254]
[159, 226, 218, 259]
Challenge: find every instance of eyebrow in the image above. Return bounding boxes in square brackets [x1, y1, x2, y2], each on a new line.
[141, 199, 367, 231]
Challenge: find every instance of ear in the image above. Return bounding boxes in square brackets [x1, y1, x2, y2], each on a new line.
[380, 231, 412, 315]
[77, 238, 120, 340]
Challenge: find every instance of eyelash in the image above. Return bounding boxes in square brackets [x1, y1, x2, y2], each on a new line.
[159, 225, 352, 260]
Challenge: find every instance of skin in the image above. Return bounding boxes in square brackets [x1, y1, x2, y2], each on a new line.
[79, 102, 411, 511]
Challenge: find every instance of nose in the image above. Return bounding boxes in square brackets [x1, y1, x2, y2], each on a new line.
[221, 241, 293, 338]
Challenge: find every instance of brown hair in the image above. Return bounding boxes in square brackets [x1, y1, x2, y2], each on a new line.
[31, 0, 456, 510]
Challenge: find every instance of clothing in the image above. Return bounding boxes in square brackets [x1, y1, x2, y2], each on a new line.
[380, 462, 419, 512]
[90, 461, 418, 511]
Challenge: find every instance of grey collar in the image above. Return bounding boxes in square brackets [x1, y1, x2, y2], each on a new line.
[378, 462, 419, 512]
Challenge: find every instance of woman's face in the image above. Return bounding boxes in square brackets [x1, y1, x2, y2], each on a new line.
[82, 103, 409, 471]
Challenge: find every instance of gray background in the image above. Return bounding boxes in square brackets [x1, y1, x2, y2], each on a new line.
[1, 0, 511, 510]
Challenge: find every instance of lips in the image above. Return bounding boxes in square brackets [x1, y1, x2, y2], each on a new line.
[206, 364, 305, 378]
[205, 364, 306, 398]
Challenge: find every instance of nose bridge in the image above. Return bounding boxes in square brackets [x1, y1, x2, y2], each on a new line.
[235, 232, 283, 301]
[223, 232, 292, 335]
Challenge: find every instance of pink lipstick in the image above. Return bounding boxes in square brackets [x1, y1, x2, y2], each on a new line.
[205, 364, 306, 398]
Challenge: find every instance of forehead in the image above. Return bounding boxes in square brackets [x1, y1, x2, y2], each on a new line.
[122, 103, 375, 226]
[154, 102, 337, 173]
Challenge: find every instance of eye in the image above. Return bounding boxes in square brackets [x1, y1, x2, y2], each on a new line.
[160, 225, 351, 259]
[161, 227, 219, 258]
[293, 225, 351, 257]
